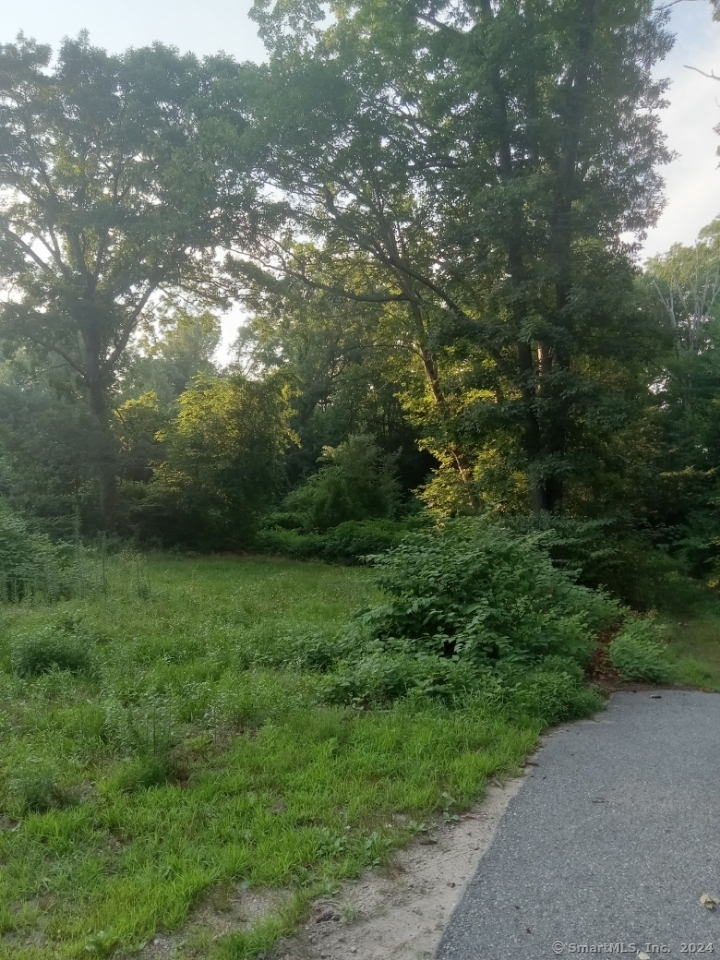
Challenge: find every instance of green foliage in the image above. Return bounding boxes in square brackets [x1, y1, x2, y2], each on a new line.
[321, 653, 484, 707]
[124, 311, 222, 407]
[11, 632, 93, 678]
[321, 650, 602, 724]
[9, 768, 76, 814]
[0, 35, 256, 526]
[356, 519, 619, 669]
[285, 434, 401, 532]
[504, 513, 685, 610]
[247, 0, 672, 515]
[255, 517, 424, 564]
[504, 664, 603, 725]
[149, 374, 296, 547]
[0, 498, 64, 601]
[609, 617, 671, 683]
[0, 555, 550, 958]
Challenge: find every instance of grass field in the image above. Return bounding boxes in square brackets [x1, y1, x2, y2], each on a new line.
[668, 611, 720, 690]
[2, 553, 719, 960]
[0, 556, 542, 960]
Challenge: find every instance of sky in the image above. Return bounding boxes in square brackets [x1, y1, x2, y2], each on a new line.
[645, 1, 720, 258]
[1, 0, 719, 348]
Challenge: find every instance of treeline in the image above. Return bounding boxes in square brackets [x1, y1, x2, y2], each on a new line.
[1, 1, 720, 596]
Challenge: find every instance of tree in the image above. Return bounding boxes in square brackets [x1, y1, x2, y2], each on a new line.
[284, 434, 401, 531]
[123, 309, 221, 406]
[235, 271, 434, 492]
[648, 220, 720, 364]
[152, 374, 295, 547]
[0, 348, 100, 533]
[0, 35, 254, 526]
[643, 220, 720, 538]
[245, 0, 673, 514]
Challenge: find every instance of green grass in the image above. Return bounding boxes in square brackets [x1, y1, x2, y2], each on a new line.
[667, 608, 720, 689]
[0, 556, 544, 960]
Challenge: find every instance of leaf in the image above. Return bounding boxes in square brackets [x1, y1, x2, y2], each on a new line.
[638, 953, 651, 960]
[701, 893, 719, 910]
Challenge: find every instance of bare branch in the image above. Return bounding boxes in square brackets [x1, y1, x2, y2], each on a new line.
[684, 65, 720, 81]
[658, 0, 706, 10]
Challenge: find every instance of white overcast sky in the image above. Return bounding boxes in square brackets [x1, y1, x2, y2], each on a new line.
[2, 0, 719, 347]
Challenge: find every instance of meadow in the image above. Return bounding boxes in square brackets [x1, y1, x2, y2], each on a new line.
[1, 552, 718, 960]
[0, 555, 541, 960]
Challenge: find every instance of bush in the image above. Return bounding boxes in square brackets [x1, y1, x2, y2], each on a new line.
[608, 617, 671, 683]
[284, 434, 401, 532]
[254, 518, 424, 565]
[0, 499, 65, 601]
[12, 632, 93, 677]
[321, 652, 484, 707]
[320, 651, 604, 720]
[504, 665, 603, 724]
[354, 519, 619, 670]
[504, 513, 683, 610]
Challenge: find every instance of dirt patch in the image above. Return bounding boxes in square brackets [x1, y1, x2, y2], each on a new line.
[126, 773, 526, 960]
[268, 776, 524, 960]
[132, 886, 293, 959]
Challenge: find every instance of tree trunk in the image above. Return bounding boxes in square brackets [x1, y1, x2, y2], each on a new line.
[88, 380, 119, 531]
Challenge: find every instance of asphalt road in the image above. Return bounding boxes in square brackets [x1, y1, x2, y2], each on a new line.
[437, 691, 720, 960]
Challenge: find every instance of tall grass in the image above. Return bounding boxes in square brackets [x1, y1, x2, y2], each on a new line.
[0, 556, 593, 960]
[0, 540, 152, 606]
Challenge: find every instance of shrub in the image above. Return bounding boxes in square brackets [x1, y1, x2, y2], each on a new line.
[0, 499, 65, 601]
[355, 519, 619, 670]
[320, 651, 603, 717]
[321, 652, 485, 707]
[149, 373, 295, 548]
[504, 665, 603, 725]
[12, 632, 93, 677]
[608, 617, 671, 683]
[504, 513, 683, 610]
[254, 518, 423, 565]
[284, 434, 401, 532]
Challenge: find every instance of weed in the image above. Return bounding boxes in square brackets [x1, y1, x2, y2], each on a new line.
[105, 754, 177, 794]
[505, 665, 604, 724]
[11, 631, 93, 678]
[10, 768, 76, 814]
[609, 617, 671, 683]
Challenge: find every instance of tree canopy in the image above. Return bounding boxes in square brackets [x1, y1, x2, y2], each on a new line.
[0, 9, 718, 579]
[0, 35, 256, 523]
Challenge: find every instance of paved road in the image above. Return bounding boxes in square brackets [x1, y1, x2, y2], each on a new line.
[437, 691, 720, 960]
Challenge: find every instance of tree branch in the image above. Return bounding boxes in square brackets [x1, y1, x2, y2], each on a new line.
[685, 64, 720, 81]
[2, 227, 51, 272]
[103, 284, 159, 375]
[416, 12, 464, 38]
[24, 333, 87, 379]
[659, 0, 701, 8]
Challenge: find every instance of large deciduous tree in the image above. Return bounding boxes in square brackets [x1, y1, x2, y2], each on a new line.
[153, 373, 295, 547]
[0, 35, 255, 526]
[244, 0, 672, 513]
